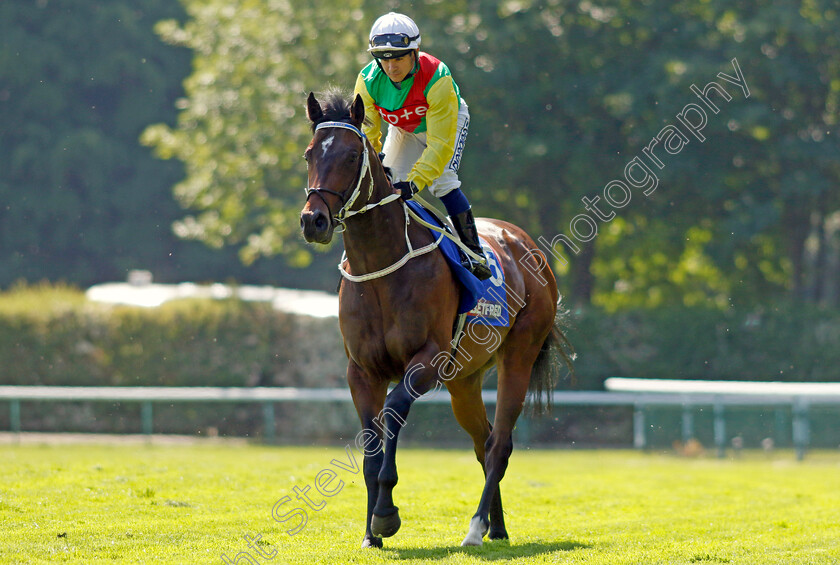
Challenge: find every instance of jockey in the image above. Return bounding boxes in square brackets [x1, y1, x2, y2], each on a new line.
[353, 12, 493, 281]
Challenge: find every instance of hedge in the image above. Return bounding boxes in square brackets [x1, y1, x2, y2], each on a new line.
[0, 285, 345, 388]
[3, 286, 839, 390]
[569, 301, 840, 390]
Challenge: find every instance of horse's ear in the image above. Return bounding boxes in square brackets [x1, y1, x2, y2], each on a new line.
[350, 94, 365, 127]
[306, 92, 323, 123]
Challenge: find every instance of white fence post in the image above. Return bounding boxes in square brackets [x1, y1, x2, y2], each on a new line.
[633, 403, 646, 449]
[681, 403, 694, 442]
[792, 398, 810, 462]
[713, 401, 726, 458]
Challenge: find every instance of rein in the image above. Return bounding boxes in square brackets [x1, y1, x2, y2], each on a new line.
[338, 204, 444, 283]
[307, 121, 482, 283]
[305, 121, 400, 229]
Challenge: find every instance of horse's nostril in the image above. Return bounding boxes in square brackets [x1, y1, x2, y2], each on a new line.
[314, 215, 328, 231]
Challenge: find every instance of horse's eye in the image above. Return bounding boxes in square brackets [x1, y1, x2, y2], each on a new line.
[347, 152, 359, 164]
[303, 150, 311, 162]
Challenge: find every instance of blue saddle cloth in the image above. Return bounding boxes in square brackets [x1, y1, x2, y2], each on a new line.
[405, 201, 509, 326]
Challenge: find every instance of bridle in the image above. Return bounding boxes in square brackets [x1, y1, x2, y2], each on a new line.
[304, 121, 400, 232]
[305, 119, 478, 283]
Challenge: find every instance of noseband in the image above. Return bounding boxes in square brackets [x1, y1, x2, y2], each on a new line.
[305, 121, 399, 231]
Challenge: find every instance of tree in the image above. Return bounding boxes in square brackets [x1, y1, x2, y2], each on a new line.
[142, 0, 368, 269]
[699, 1, 840, 304]
[0, 0, 193, 286]
[436, 0, 840, 308]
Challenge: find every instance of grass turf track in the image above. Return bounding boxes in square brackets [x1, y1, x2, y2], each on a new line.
[1, 441, 839, 564]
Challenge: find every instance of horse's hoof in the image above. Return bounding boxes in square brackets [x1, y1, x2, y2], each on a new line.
[488, 528, 509, 541]
[461, 535, 483, 547]
[370, 508, 401, 538]
[461, 516, 489, 546]
[361, 534, 383, 548]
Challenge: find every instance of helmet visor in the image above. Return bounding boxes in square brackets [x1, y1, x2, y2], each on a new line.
[371, 48, 413, 60]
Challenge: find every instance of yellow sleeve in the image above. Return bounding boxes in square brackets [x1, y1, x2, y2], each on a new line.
[406, 75, 460, 191]
[353, 73, 383, 153]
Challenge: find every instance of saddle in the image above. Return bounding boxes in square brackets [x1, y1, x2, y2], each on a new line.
[404, 199, 486, 314]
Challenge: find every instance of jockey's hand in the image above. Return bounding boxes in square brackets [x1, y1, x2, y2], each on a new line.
[394, 180, 418, 201]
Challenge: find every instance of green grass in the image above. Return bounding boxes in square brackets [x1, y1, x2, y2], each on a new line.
[2, 442, 839, 564]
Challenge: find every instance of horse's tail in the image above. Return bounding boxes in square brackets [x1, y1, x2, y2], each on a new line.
[528, 299, 575, 414]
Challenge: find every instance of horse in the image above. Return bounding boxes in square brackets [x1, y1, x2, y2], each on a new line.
[299, 90, 572, 548]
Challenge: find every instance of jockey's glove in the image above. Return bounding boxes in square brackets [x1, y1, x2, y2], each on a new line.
[394, 180, 418, 201]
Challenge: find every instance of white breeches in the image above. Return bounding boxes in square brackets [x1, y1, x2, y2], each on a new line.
[381, 99, 469, 198]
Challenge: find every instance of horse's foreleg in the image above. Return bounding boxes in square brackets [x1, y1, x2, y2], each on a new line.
[368, 383, 409, 539]
[361, 444, 385, 548]
[348, 364, 388, 548]
[370, 345, 441, 538]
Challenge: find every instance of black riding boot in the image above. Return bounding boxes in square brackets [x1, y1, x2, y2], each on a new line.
[450, 209, 493, 281]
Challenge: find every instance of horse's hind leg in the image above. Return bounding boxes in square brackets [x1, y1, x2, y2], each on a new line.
[447, 373, 508, 541]
[462, 346, 540, 546]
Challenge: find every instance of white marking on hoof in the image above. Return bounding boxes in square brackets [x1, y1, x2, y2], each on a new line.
[361, 536, 380, 548]
[461, 516, 487, 546]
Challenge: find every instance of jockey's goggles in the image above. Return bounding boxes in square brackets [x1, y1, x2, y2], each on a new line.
[369, 32, 418, 51]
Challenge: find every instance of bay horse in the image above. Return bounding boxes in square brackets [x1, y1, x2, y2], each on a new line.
[299, 90, 571, 548]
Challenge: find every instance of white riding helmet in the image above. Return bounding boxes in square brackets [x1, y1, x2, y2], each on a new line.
[368, 12, 421, 59]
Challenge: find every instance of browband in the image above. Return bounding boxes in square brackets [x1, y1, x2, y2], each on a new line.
[315, 121, 366, 139]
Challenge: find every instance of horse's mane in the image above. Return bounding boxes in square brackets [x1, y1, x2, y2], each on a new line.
[310, 87, 373, 131]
